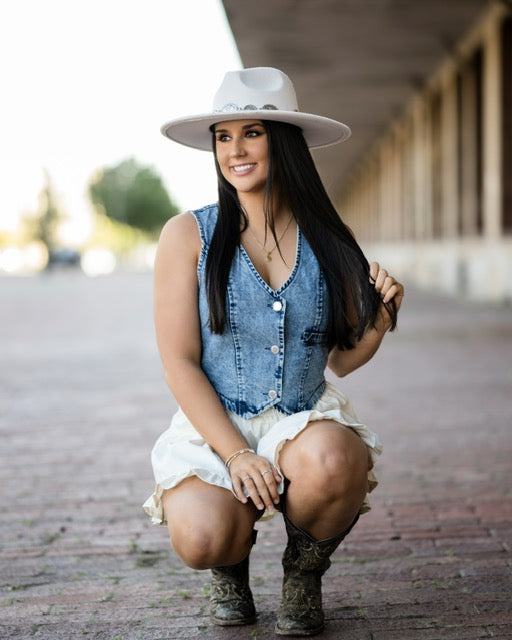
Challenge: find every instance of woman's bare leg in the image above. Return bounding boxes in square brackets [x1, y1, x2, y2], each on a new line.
[275, 419, 371, 635]
[278, 420, 370, 540]
[161, 476, 260, 569]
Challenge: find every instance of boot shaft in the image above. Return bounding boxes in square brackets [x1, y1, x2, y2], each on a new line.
[276, 512, 360, 636]
[209, 529, 257, 627]
[281, 511, 358, 575]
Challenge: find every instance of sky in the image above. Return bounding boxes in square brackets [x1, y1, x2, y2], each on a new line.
[0, 0, 242, 244]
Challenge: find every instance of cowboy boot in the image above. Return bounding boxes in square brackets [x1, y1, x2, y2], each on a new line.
[209, 530, 257, 626]
[275, 512, 359, 636]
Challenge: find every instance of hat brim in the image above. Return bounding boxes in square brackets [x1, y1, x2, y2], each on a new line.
[161, 110, 351, 151]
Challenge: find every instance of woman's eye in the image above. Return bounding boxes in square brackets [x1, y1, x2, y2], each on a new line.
[216, 134, 230, 142]
[246, 130, 260, 137]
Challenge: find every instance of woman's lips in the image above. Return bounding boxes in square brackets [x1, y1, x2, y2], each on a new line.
[231, 163, 256, 175]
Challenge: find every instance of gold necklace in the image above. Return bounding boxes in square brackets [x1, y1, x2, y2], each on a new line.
[247, 215, 294, 262]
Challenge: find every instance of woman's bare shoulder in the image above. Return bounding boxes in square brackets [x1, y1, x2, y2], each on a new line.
[157, 212, 201, 257]
[159, 211, 199, 241]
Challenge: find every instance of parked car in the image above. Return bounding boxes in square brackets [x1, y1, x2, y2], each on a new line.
[47, 248, 81, 268]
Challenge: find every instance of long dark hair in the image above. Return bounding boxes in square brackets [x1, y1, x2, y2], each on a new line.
[205, 120, 397, 349]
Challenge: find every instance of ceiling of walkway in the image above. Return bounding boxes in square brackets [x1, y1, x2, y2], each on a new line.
[221, 0, 491, 200]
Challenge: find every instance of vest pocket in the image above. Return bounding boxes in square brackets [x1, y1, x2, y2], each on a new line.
[300, 329, 328, 345]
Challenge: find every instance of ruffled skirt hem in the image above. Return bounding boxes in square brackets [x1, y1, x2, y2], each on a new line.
[143, 382, 382, 525]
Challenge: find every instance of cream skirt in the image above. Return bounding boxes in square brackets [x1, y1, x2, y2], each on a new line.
[143, 382, 382, 525]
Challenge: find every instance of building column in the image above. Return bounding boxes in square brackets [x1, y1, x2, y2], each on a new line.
[419, 98, 434, 240]
[401, 120, 415, 240]
[440, 65, 459, 238]
[459, 57, 480, 236]
[482, 10, 503, 240]
[410, 100, 421, 240]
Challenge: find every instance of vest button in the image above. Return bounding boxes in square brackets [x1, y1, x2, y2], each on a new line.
[270, 345, 279, 354]
[272, 301, 283, 311]
[268, 389, 277, 399]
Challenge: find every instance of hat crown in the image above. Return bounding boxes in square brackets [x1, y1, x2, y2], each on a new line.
[212, 67, 299, 114]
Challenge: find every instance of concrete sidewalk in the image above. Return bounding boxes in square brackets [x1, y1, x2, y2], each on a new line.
[1, 271, 511, 640]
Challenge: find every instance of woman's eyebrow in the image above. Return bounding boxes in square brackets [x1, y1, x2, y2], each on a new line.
[215, 122, 264, 133]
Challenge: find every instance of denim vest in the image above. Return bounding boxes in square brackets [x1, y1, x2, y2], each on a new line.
[193, 203, 330, 419]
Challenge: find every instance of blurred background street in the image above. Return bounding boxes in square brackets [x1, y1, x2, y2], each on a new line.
[1, 271, 511, 639]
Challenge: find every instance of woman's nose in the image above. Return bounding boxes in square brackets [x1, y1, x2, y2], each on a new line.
[230, 137, 246, 156]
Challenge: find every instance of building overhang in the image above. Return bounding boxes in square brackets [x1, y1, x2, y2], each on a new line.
[221, 0, 492, 201]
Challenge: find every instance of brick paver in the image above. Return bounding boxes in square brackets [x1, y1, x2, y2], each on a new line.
[1, 272, 511, 639]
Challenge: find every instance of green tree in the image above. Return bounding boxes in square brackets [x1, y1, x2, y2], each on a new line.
[20, 170, 65, 259]
[34, 170, 64, 254]
[88, 158, 178, 235]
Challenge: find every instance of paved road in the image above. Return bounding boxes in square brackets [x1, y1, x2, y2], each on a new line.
[1, 271, 511, 639]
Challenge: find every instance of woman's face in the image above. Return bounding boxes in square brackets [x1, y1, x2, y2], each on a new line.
[213, 119, 269, 195]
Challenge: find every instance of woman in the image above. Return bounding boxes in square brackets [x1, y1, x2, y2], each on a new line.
[144, 67, 404, 636]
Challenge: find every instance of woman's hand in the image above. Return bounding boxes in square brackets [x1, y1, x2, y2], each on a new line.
[328, 262, 404, 377]
[370, 261, 404, 329]
[229, 451, 282, 513]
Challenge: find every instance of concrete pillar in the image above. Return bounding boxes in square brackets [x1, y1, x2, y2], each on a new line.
[482, 12, 503, 239]
[393, 126, 404, 240]
[423, 98, 435, 240]
[440, 66, 459, 238]
[378, 144, 387, 241]
[459, 59, 480, 236]
[370, 158, 379, 242]
[402, 120, 415, 241]
[412, 99, 426, 240]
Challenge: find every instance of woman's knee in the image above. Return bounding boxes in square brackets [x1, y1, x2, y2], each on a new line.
[169, 523, 226, 569]
[287, 425, 369, 497]
[167, 514, 254, 569]
[161, 479, 256, 569]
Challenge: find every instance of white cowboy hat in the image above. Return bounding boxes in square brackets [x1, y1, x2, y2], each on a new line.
[161, 67, 351, 151]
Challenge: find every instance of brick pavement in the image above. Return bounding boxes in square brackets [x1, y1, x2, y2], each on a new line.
[1, 271, 511, 640]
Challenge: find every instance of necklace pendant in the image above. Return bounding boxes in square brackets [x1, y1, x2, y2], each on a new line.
[265, 252, 272, 262]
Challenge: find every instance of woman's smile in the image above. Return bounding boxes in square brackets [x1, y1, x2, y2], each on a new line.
[231, 162, 257, 175]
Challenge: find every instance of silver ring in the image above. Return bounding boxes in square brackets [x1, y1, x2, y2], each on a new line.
[242, 475, 252, 483]
[261, 469, 273, 476]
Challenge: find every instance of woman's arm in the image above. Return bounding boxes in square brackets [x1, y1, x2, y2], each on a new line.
[327, 262, 404, 378]
[154, 213, 248, 460]
[153, 213, 281, 509]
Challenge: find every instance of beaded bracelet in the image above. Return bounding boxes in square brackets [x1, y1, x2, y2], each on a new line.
[225, 447, 255, 469]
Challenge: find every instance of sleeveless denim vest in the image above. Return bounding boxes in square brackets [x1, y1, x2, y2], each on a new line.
[193, 203, 330, 419]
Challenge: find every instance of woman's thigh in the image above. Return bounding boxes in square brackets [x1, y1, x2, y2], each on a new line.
[161, 476, 259, 568]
